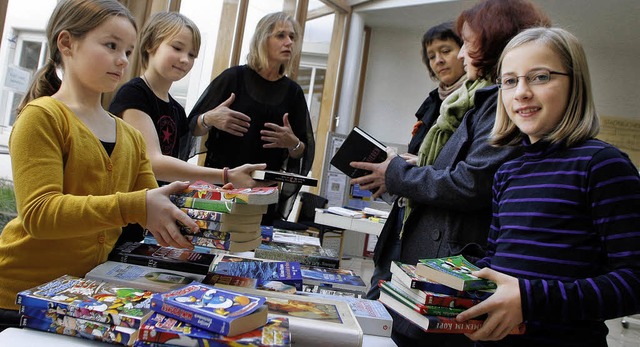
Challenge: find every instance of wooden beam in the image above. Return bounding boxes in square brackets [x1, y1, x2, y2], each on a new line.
[0, 1, 7, 49]
[307, 6, 334, 21]
[319, 0, 350, 13]
[352, 26, 371, 127]
[310, 12, 350, 193]
[229, 0, 248, 67]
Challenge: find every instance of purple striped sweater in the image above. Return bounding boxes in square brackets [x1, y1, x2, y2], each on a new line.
[476, 138, 640, 347]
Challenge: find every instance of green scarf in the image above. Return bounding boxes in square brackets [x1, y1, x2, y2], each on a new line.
[400, 78, 492, 239]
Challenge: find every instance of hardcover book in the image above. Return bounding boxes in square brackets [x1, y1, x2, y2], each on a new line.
[224, 286, 363, 347]
[16, 275, 153, 329]
[170, 195, 269, 215]
[379, 290, 525, 335]
[254, 242, 340, 269]
[211, 260, 303, 290]
[379, 281, 464, 317]
[330, 126, 387, 178]
[184, 234, 262, 253]
[298, 292, 392, 337]
[251, 169, 318, 187]
[85, 261, 206, 293]
[19, 309, 138, 346]
[138, 312, 291, 347]
[300, 265, 367, 291]
[150, 282, 268, 336]
[180, 207, 264, 223]
[178, 180, 279, 205]
[108, 242, 217, 275]
[390, 261, 482, 299]
[388, 275, 483, 309]
[415, 255, 497, 291]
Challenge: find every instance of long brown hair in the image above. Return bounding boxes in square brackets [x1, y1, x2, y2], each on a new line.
[17, 0, 136, 114]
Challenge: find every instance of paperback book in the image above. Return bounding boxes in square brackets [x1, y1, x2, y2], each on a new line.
[251, 169, 318, 187]
[379, 290, 525, 335]
[85, 261, 206, 293]
[141, 235, 230, 256]
[211, 260, 303, 290]
[300, 284, 366, 298]
[330, 126, 387, 178]
[150, 282, 267, 336]
[300, 265, 367, 291]
[415, 255, 497, 291]
[178, 180, 279, 205]
[16, 275, 153, 329]
[388, 275, 483, 309]
[379, 281, 464, 317]
[255, 242, 340, 269]
[186, 219, 261, 234]
[272, 230, 321, 247]
[184, 234, 262, 252]
[108, 242, 216, 275]
[298, 292, 392, 337]
[180, 207, 263, 223]
[138, 312, 291, 347]
[19, 309, 138, 346]
[225, 286, 363, 347]
[170, 195, 269, 215]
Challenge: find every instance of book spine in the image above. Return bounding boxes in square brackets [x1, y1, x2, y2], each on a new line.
[381, 282, 463, 317]
[170, 195, 235, 213]
[263, 172, 317, 186]
[21, 313, 137, 345]
[181, 208, 225, 222]
[184, 234, 231, 251]
[150, 296, 227, 335]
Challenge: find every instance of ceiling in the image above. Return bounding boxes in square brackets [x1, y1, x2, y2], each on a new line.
[354, 0, 639, 51]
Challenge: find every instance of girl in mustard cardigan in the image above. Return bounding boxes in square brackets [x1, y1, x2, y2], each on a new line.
[0, 0, 199, 330]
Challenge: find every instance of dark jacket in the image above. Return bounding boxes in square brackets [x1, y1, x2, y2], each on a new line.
[383, 85, 521, 341]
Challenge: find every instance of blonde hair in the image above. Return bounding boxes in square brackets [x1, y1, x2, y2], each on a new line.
[492, 27, 599, 147]
[138, 11, 201, 70]
[17, 0, 136, 114]
[246, 12, 301, 76]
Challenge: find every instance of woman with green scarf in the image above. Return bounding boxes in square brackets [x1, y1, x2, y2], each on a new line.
[350, 1, 550, 346]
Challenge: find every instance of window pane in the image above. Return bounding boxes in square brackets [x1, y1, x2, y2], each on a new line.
[19, 41, 43, 70]
[239, 0, 285, 66]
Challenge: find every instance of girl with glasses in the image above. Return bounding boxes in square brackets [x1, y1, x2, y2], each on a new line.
[456, 27, 640, 346]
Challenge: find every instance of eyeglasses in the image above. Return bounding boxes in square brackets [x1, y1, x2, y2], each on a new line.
[497, 69, 570, 90]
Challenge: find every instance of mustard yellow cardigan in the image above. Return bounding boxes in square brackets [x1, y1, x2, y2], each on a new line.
[0, 97, 158, 309]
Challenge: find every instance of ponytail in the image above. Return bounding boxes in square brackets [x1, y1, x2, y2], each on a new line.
[17, 59, 61, 115]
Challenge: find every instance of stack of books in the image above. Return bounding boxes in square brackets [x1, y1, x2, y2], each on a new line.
[108, 242, 218, 276]
[16, 275, 153, 345]
[379, 256, 526, 334]
[167, 180, 279, 252]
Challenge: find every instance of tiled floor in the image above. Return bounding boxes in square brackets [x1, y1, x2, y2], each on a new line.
[341, 255, 640, 347]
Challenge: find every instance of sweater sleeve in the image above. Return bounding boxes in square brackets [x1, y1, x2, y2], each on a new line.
[520, 148, 640, 321]
[9, 102, 154, 239]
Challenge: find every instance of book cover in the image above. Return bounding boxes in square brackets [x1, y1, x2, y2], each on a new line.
[19, 309, 138, 346]
[150, 282, 267, 336]
[141, 235, 230, 256]
[108, 242, 217, 275]
[300, 284, 366, 298]
[223, 286, 363, 347]
[254, 242, 340, 269]
[379, 290, 525, 335]
[138, 312, 291, 347]
[85, 261, 206, 293]
[390, 261, 482, 299]
[272, 230, 321, 247]
[180, 207, 263, 223]
[16, 275, 153, 329]
[170, 195, 269, 215]
[178, 180, 279, 205]
[298, 292, 392, 337]
[330, 126, 387, 178]
[184, 234, 262, 253]
[415, 255, 497, 291]
[379, 281, 464, 317]
[261, 225, 274, 243]
[251, 169, 318, 187]
[183, 228, 262, 242]
[299, 265, 366, 291]
[211, 261, 303, 290]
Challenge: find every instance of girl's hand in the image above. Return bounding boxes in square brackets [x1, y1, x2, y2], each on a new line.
[227, 163, 267, 188]
[144, 181, 197, 249]
[456, 268, 523, 341]
[349, 148, 397, 199]
[203, 93, 251, 136]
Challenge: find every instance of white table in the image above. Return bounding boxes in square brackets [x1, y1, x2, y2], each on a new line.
[0, 327, 397, 346]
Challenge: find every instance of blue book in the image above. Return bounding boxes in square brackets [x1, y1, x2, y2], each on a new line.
[150, 282, 267, 336]
[300, 265, 367, 291]
[212, 260, 303, 290]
